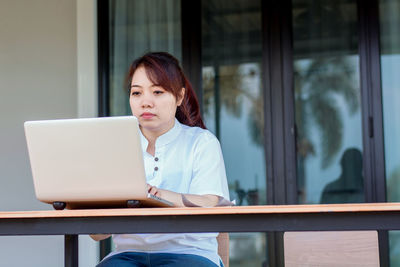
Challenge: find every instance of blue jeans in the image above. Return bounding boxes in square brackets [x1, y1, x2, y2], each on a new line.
[96, 252, 221, 267]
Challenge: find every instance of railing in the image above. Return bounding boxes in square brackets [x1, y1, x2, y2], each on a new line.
[1, 203, 400, 267]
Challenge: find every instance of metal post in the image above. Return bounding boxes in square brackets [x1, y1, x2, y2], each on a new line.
[100, 237, 112, 261]
[65, 234, 78, 267]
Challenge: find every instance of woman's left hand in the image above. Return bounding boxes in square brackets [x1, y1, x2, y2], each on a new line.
[146, 184, 219, 207]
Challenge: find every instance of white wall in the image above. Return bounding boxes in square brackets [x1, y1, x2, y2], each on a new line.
[77, 0, 98, 118]
[0, 0, 98, 266]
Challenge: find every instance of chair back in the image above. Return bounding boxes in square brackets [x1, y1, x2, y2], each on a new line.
[284, 231, 379, 267]
[217, 233, 229, 267]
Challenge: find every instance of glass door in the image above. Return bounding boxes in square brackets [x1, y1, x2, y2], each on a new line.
[379, 0, 400, 265]
[108, 0, 182, 116]
[292, 0, 364, 204]
[201, 0, 267, 266]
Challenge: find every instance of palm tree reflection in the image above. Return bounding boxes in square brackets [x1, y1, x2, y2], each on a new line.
[202, 55, 360, 205]
[295, 56, 360, 202]
[295, 57, 360, 168]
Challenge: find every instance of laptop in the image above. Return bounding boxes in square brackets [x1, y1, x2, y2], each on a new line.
[24, 116, 174, 209]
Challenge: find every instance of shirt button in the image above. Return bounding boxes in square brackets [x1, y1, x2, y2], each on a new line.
[154, 167, 159, 171]
[155, 157, 159, 161]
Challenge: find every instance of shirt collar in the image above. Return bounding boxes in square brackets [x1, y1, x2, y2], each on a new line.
[139, 118, 182, 151]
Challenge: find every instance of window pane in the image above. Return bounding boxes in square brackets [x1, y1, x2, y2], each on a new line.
[292, 0, 364, 204]
[201, 0, 266, 206]
[381, 0, 400, 203]
[201, 1, 267, 266]
[108, 0, 182, 116]
[379, 0, 400, 265]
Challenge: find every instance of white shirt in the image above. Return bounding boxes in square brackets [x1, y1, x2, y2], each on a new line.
[111, 119, 230, 266]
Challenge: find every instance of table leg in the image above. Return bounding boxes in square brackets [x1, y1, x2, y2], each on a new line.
[65, 234, 78, 267]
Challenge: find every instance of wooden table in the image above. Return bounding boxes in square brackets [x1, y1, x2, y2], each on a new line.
[1, 203, 400, 266]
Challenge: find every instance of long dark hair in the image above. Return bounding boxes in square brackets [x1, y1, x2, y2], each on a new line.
[127, 52, 206, 129]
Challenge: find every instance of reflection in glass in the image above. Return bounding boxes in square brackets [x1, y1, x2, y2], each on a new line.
[202, 1, 266, 266]
[320, 148, 363, 203]
[379, 0, 400, 265]
[108, 0, 181, 116]
[292, 0, 364, 204]
[381, 0, 400, 204]
[202, 64, 265, 206]
[202, 0, 265, 206]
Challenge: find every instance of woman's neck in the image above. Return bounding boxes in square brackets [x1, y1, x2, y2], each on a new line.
[143, 133, 156, 156]
[140, 121, 175, 156]
[141, 131, 157, 156]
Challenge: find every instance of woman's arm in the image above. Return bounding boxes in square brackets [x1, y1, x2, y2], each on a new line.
[148, 184, 219, 207]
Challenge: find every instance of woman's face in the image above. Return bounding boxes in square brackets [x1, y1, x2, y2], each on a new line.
[129, 66, 183, 137]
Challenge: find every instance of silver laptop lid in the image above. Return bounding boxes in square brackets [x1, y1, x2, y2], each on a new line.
[24, 116, 149, 205]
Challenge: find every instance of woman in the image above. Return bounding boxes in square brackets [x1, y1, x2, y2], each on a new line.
[93, 52, 230, 267]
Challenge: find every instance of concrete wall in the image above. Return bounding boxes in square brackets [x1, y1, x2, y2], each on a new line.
[0, 0, 98, 266]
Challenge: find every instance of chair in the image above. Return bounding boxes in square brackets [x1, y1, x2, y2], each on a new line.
[284, 231, 379, 267]
[217, 233, 229, 267]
